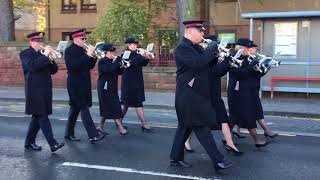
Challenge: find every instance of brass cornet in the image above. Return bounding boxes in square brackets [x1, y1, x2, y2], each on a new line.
[137, 48, 155, 59]
[247, 52, 281, 74]
[40, 46, 62, 61]
[83, 43, 105, 59]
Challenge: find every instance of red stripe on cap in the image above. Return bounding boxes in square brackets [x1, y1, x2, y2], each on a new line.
[186, 23, 204, 28]
[72, 32, 86, 38]
[29, 35, 43, 40]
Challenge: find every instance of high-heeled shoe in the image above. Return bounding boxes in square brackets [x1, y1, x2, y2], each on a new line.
[222, 139, 238, 146]
[119, 130, 128, 136]
[184, 146, 195, 153]
[264, 133, 279, 138]
[255, 141, 268, 148]
[225, 144, 243, 156]
[114, 122, 128, 130]
[141, 126, 154, 133]
[232, 131, 246, 139]
[96, 127, 109, 135]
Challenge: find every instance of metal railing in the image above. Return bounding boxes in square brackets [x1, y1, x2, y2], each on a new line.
[149, 46, 175, 67]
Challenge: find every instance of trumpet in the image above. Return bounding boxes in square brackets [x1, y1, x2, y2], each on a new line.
[83, 43, 105, 59]
[40, 46, 62, 61]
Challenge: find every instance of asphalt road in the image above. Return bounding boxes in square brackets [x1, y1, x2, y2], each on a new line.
[0, 100, 320, 180]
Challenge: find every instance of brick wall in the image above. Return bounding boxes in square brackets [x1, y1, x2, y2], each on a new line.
[0, 45, 176, 91]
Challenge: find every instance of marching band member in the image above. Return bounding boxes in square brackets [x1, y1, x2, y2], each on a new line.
[206, 35, 243, 155]
[228, 38, 278, 148]
[20, 32, 64, 152]
[120, 37, 153, 132]
[184, 35, 243, 155]
[96, 43, 128, 135]
[64, 29, 105, 143]
[170, 20, 232, 171]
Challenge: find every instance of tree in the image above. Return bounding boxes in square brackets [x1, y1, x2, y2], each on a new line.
[0, 0, 44, 41]
[176, 0, 198, 40]
[90, 0, 150, 44]
[0, 0, 15, 41]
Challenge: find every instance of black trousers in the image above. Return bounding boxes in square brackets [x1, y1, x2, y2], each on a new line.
[65, 106, 99, 139]
[170, 122, 224, 165]
[25, 115, 57, 147]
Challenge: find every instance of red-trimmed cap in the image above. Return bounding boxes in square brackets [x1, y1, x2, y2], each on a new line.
[183, 20, 206, 31]
[27, 32, 45, 42]
[69, 29, 86, 39]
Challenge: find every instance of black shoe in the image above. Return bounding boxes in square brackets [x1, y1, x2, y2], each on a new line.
[232, 131, 246, 139]
[255, 141, 269, 148]
[214, 159, 232, 171]
[119, 130, 129, 136]
[185, 146, 195, 153]
[25, 143, 42, 151]
[225, 145, 243, 156]
[141, 126, 154, 133]
[115, 122, 128, 130]
[264, 133, 279, 139]
[96, 128, 109, 136]
[170, 160, 192, 168]
[222, 139, 238, 146]
[89, 134, 105, 143]
[50, 142, 64, 152]
[64, 136, 81, 141]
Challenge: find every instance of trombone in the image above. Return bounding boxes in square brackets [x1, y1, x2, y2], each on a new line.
[40, 46, 62, 61]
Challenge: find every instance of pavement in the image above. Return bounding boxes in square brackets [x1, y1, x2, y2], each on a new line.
[0, 116, 320, 180]
[0, 86, 319, 119]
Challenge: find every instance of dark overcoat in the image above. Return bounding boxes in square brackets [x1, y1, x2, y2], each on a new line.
[210, 57, 230, 128]
[227, 56, 264, 129]
[120, 50, 149, 106]
[64, 42, 97, 108]
[97, 57, 123, 119]
[20, 47, 58, 115]
[174, 37, 218, 128]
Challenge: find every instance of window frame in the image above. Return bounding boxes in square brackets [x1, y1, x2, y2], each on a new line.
[61, 0, 77, 14]
[80, 0, 97, 13]
[273, 22, 298, 59]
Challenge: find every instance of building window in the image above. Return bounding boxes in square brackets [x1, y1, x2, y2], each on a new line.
[62, 0, 77, 13]
[218, 32, 236, 44]
[274, 22, 297, 57]
[215, 0, 237, 2]
[81, 0, 97, 12]
[62, 32, 72, 40]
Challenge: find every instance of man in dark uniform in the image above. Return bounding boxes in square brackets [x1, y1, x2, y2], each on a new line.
[120, 37, 153, 132]
[228, 38, 278, 148]
[20, 32, 64, 152]
[64, 29, 105, 143]
[170, 20, 232, 171]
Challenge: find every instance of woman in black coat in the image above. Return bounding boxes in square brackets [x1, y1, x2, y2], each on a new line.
[228, 39, 278, 148]
[120, 37, 153, 132]
[97, 43, 127, 135]
[210, 56, 243, 155]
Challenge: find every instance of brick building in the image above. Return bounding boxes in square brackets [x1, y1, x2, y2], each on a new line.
[5, 0, 320, 93]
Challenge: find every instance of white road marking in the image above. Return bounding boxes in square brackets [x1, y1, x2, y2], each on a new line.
[0, 114, 27, 118]
[61, 162, 218, 180]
